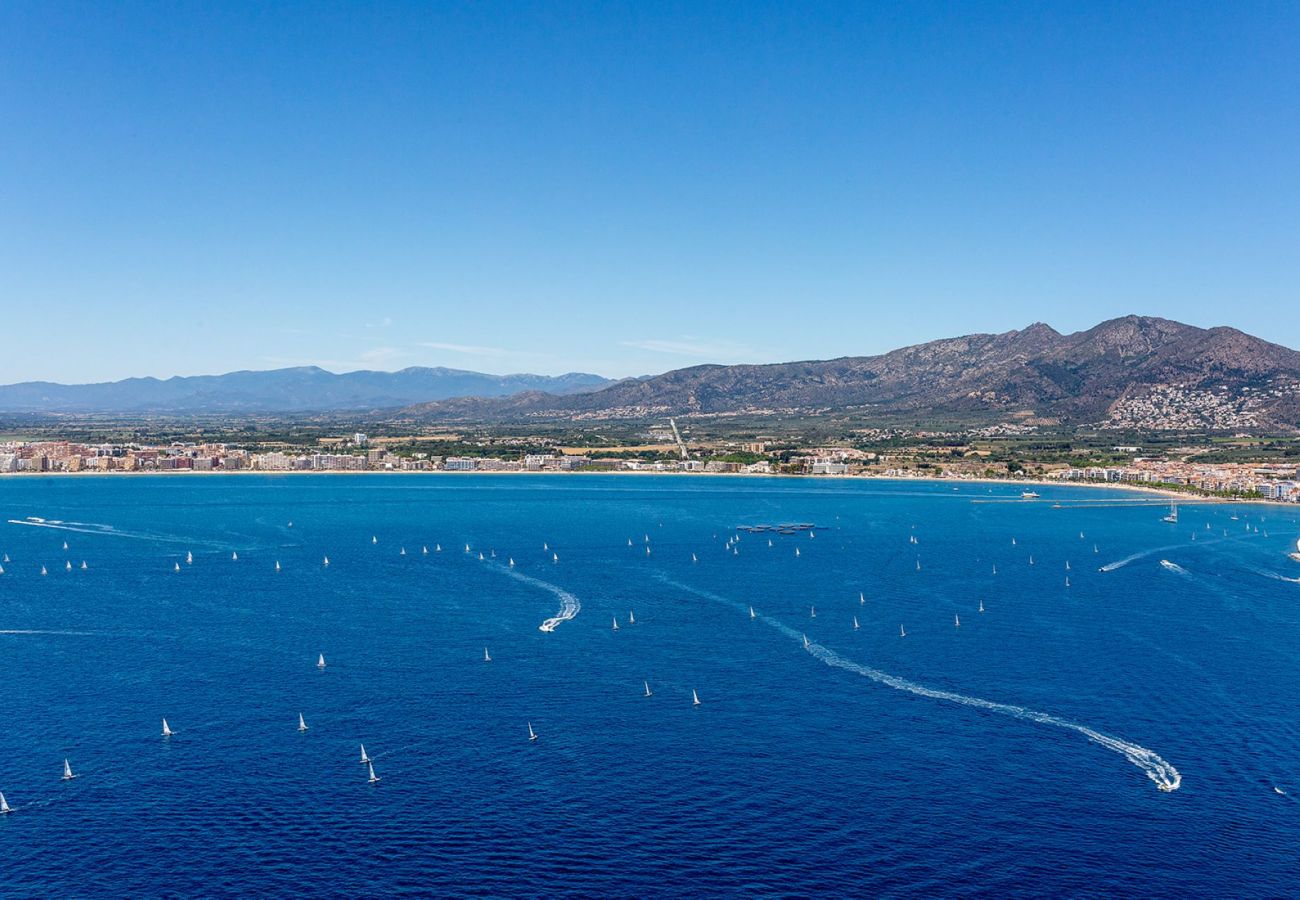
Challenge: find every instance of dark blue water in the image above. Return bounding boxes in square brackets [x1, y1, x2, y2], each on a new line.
[2, 474, 1298, 896]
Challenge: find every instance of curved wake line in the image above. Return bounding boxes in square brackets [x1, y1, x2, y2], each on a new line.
[658, 576, 1181, 793]
[1254, 568, 1300, 585]
[0, 629, 97, 636]
[6, 518, 222, 548]
[481, 561, 581, 632]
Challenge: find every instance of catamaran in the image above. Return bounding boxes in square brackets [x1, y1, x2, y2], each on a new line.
[528, 722, 538, 742]
[62, 759, 76, 781]
[298, 713, 308, 733]
[161, 718, 174, 737]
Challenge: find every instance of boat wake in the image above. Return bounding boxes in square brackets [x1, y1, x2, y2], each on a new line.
[0, 629, 97, 636]
[483, 561, 582, 632]
[1254, 569, 1300, 585]
[6, 517, 215, 548]
[657, 576, 1182, 793]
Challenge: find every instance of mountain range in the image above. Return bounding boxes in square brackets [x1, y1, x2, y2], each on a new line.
[396, 317, 1300, 431]
[0, 367, 613, 414]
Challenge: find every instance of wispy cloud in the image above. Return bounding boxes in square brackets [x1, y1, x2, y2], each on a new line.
[365, 317, 394, 329]
[419, 341, 510, 357]
[620, 337, 762, 361]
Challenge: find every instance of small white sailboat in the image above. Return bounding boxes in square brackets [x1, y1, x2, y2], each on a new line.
[1093, 544, 1099, 554]
[323, 555, 330, 566]
[1163, 504, 1179, 524]
[65, 560, 72, 571]
[161, 718, 174, 737]
[372, 535, 378, 545]
[422, 546, 429, 555]
[1011, 537, 1017, 546]
[62, 541, 69, 551]
[543, 542, 549, 551]
[612, 617, 619, 631]
[80, 561, 87, 570]
[173, 562, 181, 572]
[484, 647, 491, 662]
[1065, 576, 1071, 588]
[478, 552, 485, 561]
[298, 713, 308, 733]
[1065, 561, 1071, 571]
[275, 560, 281, 572]
[465, 543, 472, 553]
[40, 565, 47, 576]
[187, 551, 194, 565]
[62, 758, 76, 781]
[809, 606, 816, 618]
[359, 744, 370, 764]
[979, 600, 985, 613]
[400, 547, 407, 556]
[2, 554, 8, 563]
[915, 558, 920, 571]
[435, 544, 442, 552]
[643, 680, 652, 697]
[552, 553, 558, 562]
[795, 547, 801, 557]
[852, 616, 860, 630]
[767, 539, 773, 548]
[628, 611, 635, 624]
[954, 614, 960, 628]
[859, 592, 865, 606]
[692, 689, 701, 707]
[528, 722, 538, 742]
[367, 760, 381, 784]
[749, 606, 756, 619]
[802, 634, 810, 649]
[628, 539, 633, 547]
[1029, 555, 1034, 565]
[0, 565, 5, 575]
[509, 557, 515, 567]
[0, 792, 10, 814]
[231, 551, 238, 561]
[899, 624, 906, 637]
[992, 564, 997, 575]
[692, 553, 698, 562]
[317, 653, 326, 670]
[1289, 537, 1300, 563]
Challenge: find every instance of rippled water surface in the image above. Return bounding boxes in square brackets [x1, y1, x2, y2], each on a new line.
[2, 474, 1298, 895]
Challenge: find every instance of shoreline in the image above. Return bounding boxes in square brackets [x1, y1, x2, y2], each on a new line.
[0, 467, 1286, 506]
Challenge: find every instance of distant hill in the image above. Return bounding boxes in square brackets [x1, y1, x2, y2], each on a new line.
[0, 367, 613, 414]
[397, 317, 1300, 431]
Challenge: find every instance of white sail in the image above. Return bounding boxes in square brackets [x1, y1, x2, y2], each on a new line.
[40, 566, 47, 576]
[795, 548, 801, 557]
[186, 551, 193, 564]
[317, 653, 326, 669]
[65, 560, 72, 571]
[372, 536, 378, 545]
[174, 562, 181, 572]
[360, 744, 370, 764]
[478, 552, 484, 561]
[859, 592, 865, 605]
[528, 722, 538, 741]
[612, 617, 619, 631]
[422, 546, 428, 555]
[692, 553, 698, 562]
[63, 758, 75, 780]
[692, 689, 701, 706]
[954, 614, 960, 628]
[644, 681, 652, 697]
[810, 606, 816, 618]
[802, 634, 810, 649]
[484, 647, 491, 662]
[81, 561, 87, 570]
[275, 561, 281, 571]
[979, 600, 985, 613]
[368, 760, 380, 783]
[63, 541, 69, 551]
[0, 792, 10, 814]
[853, 616, 859, 630]
[162, 718, 173, 737]
[298, 713, 308, 732]
[323, 556, 330, 566]
[628, 611, 635, 624]
[435, 544, 441, 552]
[900, 624, 906, 637]
[400, 547, 406, 556]
[552, 553, 558, 562]
[749, 606, 756, 619]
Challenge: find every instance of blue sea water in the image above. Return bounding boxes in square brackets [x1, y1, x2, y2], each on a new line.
[1, 474, 1298, 896]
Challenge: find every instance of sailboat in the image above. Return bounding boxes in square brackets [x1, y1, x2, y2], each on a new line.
[1065, 576, 1071, 588]
[810, 606, 816, 618]
[161, 718, 174, 737]
[859, 592, 865, 606]
[552, 553, 558, 562]
[979, 600, 985, 613]
[62, 759, 76, 781]
[478, 552, 485, 561]
[1163, 504, 1179, 524]
[231, 551, 238, 561]
[1029, 556, 1034, 565]
[484, 647, 491, 662]
[628, 611, 635, 624]
[748, 606, 756, 619]
[422, 546, 428, 555]
[400, 547, 406, 556]
[612, 617, 619, 631]
[80, 561, 87, 570]
[899, 624, 906, 637]
[768, 539, 773, 548]
[372, 536, 378, 545]
[465, 543, 472, 553]
[275, 560, 281, 572]
[435, 544, 442, 552]
[509, 557, 515, 567]
[852, 616, 860, 630]
[323, 556, 330, 567]
[40, 566, 47, 576]
[914, 558, 920, 571]
[528, 722, 538, 742]
[643, 681, 653, 697]
[62, 541, 68, 551]
[692, 553, 698, 562]
[367, 760, 381, 784]
[795, 548, 801, 557]
[174, 562, 181, 572]
[1289, 537, 1300, 563]
[65, 560, 72, 571]
[1011, 537, 1017, 545]
[802, 634, 810, 649]
[0, 565, 5, 574]
[954, 614, 960, 628]
[992, 564, 997, 575]
[317, 653, 326, 670]
[543, 542, 549, 551]
[692, 689, 701, 706]
[0, 792, 10, 814]
[1065, 561, 1071, 571]
[298, 713, 308, 733]
[359, 744, 370, 765]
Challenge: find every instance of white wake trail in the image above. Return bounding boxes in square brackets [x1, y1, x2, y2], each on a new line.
[659, 577, 1181, 793]
[481, 560, 582, 632]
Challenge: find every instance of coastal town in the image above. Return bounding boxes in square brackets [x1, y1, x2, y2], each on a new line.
[3, 433, 1298, 503]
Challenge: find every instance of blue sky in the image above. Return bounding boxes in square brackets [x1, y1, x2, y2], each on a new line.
[1, 2, 1297, 383]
